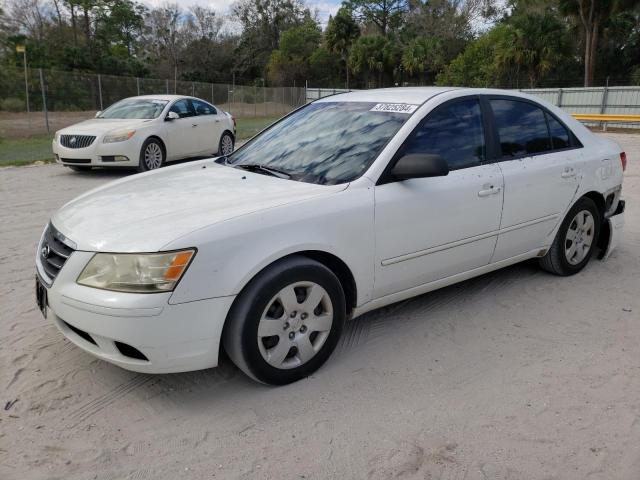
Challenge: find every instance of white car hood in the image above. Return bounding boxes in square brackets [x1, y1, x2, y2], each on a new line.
[58, 118, 153, 135]
[52, 161, 347, 252]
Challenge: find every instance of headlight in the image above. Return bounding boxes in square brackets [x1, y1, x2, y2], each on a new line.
[53, 132, 60, 143]
[77, 249, 195, 293]
[103, 129, 136, 143]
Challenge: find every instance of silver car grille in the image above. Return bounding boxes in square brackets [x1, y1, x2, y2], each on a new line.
[60, 134, 96, 149]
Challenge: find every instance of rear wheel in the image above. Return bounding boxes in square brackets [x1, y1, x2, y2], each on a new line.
[539, 197, 601, 276]
[223, 256, 345, 385]
[219, 132, 234, 156]
[138, 138, 165, 172]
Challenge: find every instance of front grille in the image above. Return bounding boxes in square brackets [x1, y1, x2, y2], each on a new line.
[40, 223, 75, 282]
[60, 134, 96, 149]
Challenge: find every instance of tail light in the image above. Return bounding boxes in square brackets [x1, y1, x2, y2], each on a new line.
[232, 116, 236, 129]
[620, 151, 627, 172]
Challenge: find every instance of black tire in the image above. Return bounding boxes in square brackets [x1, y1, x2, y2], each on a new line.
[218, 131, 234, 156]
[138, 138, 165, 172]
[222, 255, 346, 385]
[67, 165, 92, 172]
[539, 196, 601, 276]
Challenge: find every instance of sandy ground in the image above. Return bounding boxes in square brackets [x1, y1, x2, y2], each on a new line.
[1, 133, 639, 480]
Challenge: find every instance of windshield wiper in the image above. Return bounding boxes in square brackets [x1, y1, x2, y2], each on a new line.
[234, 163, 291, 179]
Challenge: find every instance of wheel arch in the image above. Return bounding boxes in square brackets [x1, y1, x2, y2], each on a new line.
[219, 249, 358, 361]
[140, 135, 167, 164]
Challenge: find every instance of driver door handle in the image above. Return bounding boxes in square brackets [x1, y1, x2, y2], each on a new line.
[478, 185, 502, 197]
[191, 124, 198, 128]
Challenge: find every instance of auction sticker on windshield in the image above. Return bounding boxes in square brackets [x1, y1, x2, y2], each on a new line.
[370, 103, 419, 114]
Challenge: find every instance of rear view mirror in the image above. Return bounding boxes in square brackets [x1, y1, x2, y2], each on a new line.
[95, 111, 102, 118]
[391, 153, 449, 180]
[166, 111, 179, 121]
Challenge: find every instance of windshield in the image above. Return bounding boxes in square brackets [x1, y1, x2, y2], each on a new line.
[227, 102, 411, 185]
[98, 98, 169, 119]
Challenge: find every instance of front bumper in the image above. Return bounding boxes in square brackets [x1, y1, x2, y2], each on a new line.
[37, 249, 235, 373]
[52, 138, 142, 168]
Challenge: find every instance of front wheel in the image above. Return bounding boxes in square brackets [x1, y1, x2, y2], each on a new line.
[138, 138, 165, 172]
[223, 256, 346, 385]
[539, 196, 601, 276]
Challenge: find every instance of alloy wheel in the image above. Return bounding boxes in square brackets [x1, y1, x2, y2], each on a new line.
[144, 142, 163, 169]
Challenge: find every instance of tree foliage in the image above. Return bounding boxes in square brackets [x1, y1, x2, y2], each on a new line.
[0, 0, 639, 89]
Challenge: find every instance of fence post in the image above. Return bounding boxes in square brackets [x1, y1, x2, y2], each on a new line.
[600, 83, 610, 131]
[211, 83, 214, 104]
[38, 68, 50, 134]
[166, 79, 169, 94]
[557, 88, 563, 108]
[192, 82, 195, 96]
[136, 77, 140, 96]
[98, 74, 103, 111]
[263, 83, 266, 117]
[254, 85, 257, 117]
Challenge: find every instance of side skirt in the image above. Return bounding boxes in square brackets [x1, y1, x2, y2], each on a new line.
[352, 248, 544, 319]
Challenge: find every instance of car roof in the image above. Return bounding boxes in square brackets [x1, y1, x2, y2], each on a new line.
[314, 87, 551, 105]
[315, 87, 459, 104]
[129, 94, 207, 102]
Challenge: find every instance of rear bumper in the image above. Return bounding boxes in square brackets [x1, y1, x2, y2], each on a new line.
[602, 199, 625, 260]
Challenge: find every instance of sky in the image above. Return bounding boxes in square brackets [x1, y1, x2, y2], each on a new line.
[142, 0, 342, 25]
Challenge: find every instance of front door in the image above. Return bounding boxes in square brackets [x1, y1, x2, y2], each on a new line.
[166, 99, 200, 159]
[373, 97, 504, 298]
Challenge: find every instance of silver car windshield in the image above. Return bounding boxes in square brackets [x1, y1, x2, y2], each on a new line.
[227, 102, 411, 185]
[98, 99, 169, 119]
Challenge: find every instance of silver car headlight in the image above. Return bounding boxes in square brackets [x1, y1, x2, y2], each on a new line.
[103, 129, 136, 143]
[77, 249, 195, 293]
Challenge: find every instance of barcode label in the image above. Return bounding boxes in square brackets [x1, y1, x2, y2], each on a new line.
[370, 103, 419, 114]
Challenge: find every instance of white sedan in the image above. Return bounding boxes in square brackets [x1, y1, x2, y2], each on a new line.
[52, 95, 236, 172]
[36, 88, 626, 385]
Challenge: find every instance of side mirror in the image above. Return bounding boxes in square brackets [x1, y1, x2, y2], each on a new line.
[166, 111, 179, 121]
[390, 153, 449, 181]
[95, 111, 102, 118]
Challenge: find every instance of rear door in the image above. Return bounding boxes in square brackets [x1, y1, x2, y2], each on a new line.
[191, 99, 222, 154]
[488, 97, 583, 262]
[373, 97, 504, 298]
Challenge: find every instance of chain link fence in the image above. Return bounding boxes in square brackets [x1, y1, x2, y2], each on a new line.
[0, 66, 307, 138]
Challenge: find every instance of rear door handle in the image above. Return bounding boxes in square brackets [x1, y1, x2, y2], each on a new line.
[561, 167, 576, 178]
[478, 185, 502, 197]
[191, 124, 198, 128]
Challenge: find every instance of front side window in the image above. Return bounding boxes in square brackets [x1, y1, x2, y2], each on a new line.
[192, 99, 217, 116]
[98, 98, 169, 119]
[400, 98, 485, 171]
[491, 99, 551, 157]
[227, 102, 410, 185]
[169, 99, 195, 118]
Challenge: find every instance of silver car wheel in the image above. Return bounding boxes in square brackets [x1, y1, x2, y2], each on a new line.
[257, 281, 333, 370]
[565, 209, 595, 265]
[220, 134, 234, 156]
[144, 142, 163, 169]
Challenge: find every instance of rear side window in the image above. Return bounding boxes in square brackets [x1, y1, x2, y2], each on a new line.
[192, 99, 217, 116]
[546, 113, 570, 149]
[401, 98, 485, 171]
[491, 99, 551, 157]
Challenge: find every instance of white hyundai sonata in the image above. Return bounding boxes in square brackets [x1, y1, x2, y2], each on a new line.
[36, 87, 626, 385]
[52, 95, 236, 172]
